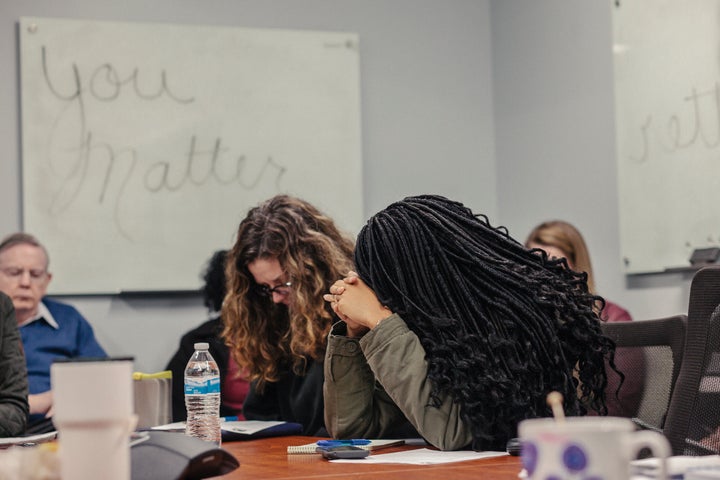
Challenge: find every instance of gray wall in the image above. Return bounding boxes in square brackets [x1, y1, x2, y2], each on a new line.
[491, 1, 692, 321]
[0, 0, 496, 371]
[0, 0, 695, 372]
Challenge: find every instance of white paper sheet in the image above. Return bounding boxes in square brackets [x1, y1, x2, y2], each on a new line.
[330, 448, 508, 465]
[151, 419, 286, 435]
[631, 455, 720, 478]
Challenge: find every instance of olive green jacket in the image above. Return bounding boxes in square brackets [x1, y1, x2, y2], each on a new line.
[323, 314, 472, 450]
[0, 293, 29, 437]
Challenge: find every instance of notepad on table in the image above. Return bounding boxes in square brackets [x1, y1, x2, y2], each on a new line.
[287, 439, 405, 454]
[0, 430, 58, 447]
[152, 420, 303, 441]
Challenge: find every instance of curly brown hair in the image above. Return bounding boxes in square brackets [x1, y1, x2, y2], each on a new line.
[222, 195, 354, 390]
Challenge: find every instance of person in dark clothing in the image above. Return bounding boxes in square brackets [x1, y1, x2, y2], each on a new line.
[0, 291, 29, 436]
[166, 250, 249, 422]
[223, 195, 354, 436]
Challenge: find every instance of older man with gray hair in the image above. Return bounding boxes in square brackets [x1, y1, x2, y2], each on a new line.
[0, 233, 106, 429]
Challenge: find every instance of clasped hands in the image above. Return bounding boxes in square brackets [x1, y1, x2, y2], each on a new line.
[323, 271, 392, 338]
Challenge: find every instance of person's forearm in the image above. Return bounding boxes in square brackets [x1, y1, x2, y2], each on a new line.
[29, 391, 53, 416]
[324, 325, 405, 438]
[0, 403, 28, 436]
[361, 315, 473, 450]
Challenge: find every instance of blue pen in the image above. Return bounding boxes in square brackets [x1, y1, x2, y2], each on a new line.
[317, 439, 371, 447]
[221, 416, 239, 422]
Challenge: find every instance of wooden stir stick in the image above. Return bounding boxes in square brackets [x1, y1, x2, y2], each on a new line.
[546, 391, 565, 422]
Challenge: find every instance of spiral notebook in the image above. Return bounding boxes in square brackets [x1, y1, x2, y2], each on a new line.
[287, 439, 405, 454]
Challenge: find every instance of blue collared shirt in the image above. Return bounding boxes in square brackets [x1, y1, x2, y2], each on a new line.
[19, 298, 107, 394]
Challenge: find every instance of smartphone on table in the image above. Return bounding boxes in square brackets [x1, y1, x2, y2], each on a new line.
[317, 445, 370, 460]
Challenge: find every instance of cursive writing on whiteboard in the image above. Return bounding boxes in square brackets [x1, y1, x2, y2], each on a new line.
[39, 46, 286, 240]
[41, 45, 195, 133]
[628, 82, 720, 163]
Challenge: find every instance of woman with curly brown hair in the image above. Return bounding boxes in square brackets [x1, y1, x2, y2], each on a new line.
[222, 195, 354, 435]
[324, 195, 617, 451]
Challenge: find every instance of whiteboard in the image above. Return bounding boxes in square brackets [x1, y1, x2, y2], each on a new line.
[613, 1, 720, 274]
[19, 17, 363, 294]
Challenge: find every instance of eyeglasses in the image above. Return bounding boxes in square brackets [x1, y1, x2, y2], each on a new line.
[255, 282, 293, 297]
[0, 267, 48, 283]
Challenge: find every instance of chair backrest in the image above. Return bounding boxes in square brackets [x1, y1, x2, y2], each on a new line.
[601, 315, 687, 431]
[663, 266, 720, 455]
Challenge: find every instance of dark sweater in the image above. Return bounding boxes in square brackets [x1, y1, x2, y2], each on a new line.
[166, 317, 238, 422]
[242, 358, 327, 436]
[0, 293, 29, 436]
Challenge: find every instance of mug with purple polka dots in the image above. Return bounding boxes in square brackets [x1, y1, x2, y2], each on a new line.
[518, 417, 670, 480]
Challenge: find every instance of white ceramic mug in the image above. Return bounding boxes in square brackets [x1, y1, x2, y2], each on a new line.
[51, 357, 135, 480]
[518, 416, 670, 480]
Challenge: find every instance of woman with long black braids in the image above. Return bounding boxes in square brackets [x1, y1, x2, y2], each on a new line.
[323, 195, 616, 451]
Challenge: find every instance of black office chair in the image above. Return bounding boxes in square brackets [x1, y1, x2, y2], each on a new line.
[663, 266, 720, 455]
[601, 314, 687, 432]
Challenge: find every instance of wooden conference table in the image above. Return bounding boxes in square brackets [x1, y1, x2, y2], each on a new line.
[215, 436, 523, 479]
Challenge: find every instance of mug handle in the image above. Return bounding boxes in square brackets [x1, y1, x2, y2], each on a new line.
[626, 430, 672, 480]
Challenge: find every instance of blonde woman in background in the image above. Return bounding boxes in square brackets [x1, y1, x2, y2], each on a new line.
[525, 220, 632, 322]
[525, 219, 642, 418]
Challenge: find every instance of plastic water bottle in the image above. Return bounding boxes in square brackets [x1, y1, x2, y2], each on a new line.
[184, 342, 221, 445]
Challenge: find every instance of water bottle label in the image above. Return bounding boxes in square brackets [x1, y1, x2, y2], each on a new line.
[184, 376, 220, 395]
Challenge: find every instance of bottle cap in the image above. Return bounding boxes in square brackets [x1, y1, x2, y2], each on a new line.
[194, 342, 210, 350]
